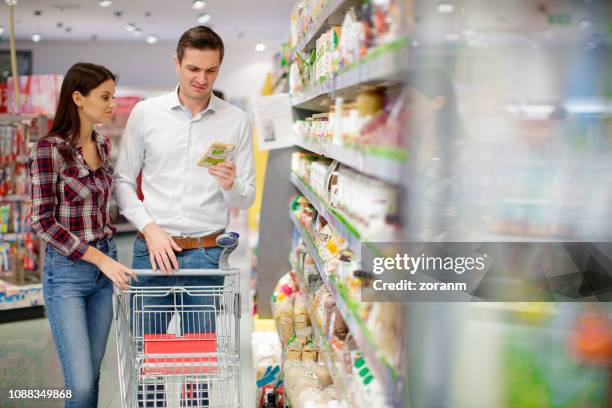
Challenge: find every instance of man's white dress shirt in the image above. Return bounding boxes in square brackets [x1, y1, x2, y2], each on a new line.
[114, 89, 255, 237]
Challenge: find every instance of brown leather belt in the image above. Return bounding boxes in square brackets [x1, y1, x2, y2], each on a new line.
[136, 232, 223, 250]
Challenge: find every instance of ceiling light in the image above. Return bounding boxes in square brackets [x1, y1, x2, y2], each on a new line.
[125, 23, 137, 32]
[98, 0, 112, 7]
[146, 35, 158, 44]
[31, 33, 41, 42]
[193, 0, 205, 10]
[197, 13, 211, 24]
[255, 43, 266, 52]
[437, 3, 454, 13]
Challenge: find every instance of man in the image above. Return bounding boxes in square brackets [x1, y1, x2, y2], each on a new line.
[114, 26, 255, 405]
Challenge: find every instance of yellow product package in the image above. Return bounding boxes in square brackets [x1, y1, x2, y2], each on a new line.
[197, 142, 235, 167]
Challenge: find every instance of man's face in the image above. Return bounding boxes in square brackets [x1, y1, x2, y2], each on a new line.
[174, 47, 221, 102]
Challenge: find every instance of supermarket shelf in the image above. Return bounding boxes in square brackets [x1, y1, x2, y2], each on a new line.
[292, 260, 353, 405]
[113, 223, 138, 234]
[293, 0, 360, 54]
[292, 38, 411, 109]
[0, 232, 31, 241]
[295, 136, 407, 186]
[289, 209, 400, 405]
[310, 309, 353, 405]
[0, 155, 28, 164]
[0, 194, 30, 202]
[0, 281, 44, 312]
[291, 172, 361, 255]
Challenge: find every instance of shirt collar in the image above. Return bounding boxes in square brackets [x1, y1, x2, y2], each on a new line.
[169, 84, 220, 116]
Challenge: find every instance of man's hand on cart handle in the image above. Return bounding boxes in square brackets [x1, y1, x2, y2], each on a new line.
[142, 222, 182, 274]
[98, 257, 137, 291]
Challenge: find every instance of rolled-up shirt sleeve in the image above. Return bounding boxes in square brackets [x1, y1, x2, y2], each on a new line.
[29, 140, 89, 260]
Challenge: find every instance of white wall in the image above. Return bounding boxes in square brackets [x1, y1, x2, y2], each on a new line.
[1, 40, 274, 100]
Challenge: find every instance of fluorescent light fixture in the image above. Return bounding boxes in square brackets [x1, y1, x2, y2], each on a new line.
[437, 3, 454, 13]
[98, 0, 112, 7]
[565, 100, 611, 114]
[504, 103, 554, 118]
[255, 43, 266, 52]
[31, 33, 41, 42]
[146, 35, 158, 44]
[193, 0, 205, 10]
[197, 13, 211, 24]
[579, 19, 591, 30]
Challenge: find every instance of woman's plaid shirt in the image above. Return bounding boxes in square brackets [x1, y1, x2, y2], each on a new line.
[29, 133, 115, 259]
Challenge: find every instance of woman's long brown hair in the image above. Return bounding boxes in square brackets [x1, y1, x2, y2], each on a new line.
[45, 62, 116, 150]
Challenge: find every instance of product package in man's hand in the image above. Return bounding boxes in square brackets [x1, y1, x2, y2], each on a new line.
[197, 142, 235, 167]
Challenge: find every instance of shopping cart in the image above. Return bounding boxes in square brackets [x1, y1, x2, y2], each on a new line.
[114, 233, 241, 408]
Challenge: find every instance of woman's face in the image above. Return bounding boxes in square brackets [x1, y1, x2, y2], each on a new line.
[75, 79, 116, 125]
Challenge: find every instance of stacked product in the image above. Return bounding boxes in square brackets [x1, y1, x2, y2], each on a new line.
[291, 152, 399, 241]
[293, 88, 412, 149]
[271, 271, 346, 407]
[289, 0, 412, 94]
[0, 116, 44, 308]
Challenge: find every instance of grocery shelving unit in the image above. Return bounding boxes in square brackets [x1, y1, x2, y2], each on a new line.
[276, 1, 414, 406]
[0, 114, 48, 320]
[292, 38, 411, 111]
[290, 210, 402, 404]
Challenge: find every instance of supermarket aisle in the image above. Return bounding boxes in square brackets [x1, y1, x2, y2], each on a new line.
[0, 211, 252, 408]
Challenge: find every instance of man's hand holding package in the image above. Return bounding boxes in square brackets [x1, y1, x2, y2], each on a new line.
[208, 160, 236, 191]
[142, 222, 182, 274]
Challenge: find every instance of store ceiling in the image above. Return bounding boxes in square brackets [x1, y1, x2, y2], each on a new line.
[0, 0, 294, 46]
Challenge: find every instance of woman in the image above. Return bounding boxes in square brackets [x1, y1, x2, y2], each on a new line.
[29, 62, 136, 408]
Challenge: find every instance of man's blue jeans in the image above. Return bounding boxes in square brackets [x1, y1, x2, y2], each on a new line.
[131, 237, 224, 407]
[43, 238, 117, 408]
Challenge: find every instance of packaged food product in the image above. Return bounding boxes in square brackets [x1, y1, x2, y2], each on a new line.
[302, 342, 320, 362]
[287, 339, 303, 360]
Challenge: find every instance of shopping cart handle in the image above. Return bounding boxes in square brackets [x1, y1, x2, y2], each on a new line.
[132, 268, 240, 276]
[216, 231, 239, 270]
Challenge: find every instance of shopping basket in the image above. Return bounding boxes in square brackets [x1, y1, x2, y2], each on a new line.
[113, 233, 241, 408]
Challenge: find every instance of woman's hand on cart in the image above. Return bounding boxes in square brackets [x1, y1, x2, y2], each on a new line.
[99, 257, 137, 291]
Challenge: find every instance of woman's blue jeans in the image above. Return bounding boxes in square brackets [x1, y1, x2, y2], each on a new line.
[43, 238, 117, 408]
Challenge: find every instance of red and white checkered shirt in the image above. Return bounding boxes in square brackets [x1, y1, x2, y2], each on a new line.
[29, 133, 115, 259]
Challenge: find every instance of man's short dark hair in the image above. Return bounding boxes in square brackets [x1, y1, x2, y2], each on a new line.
[176, 26, 224, 63]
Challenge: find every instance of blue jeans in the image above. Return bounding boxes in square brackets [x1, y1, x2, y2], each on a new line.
[43, 238, 117, 408]
[131, 238, 223, 407]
